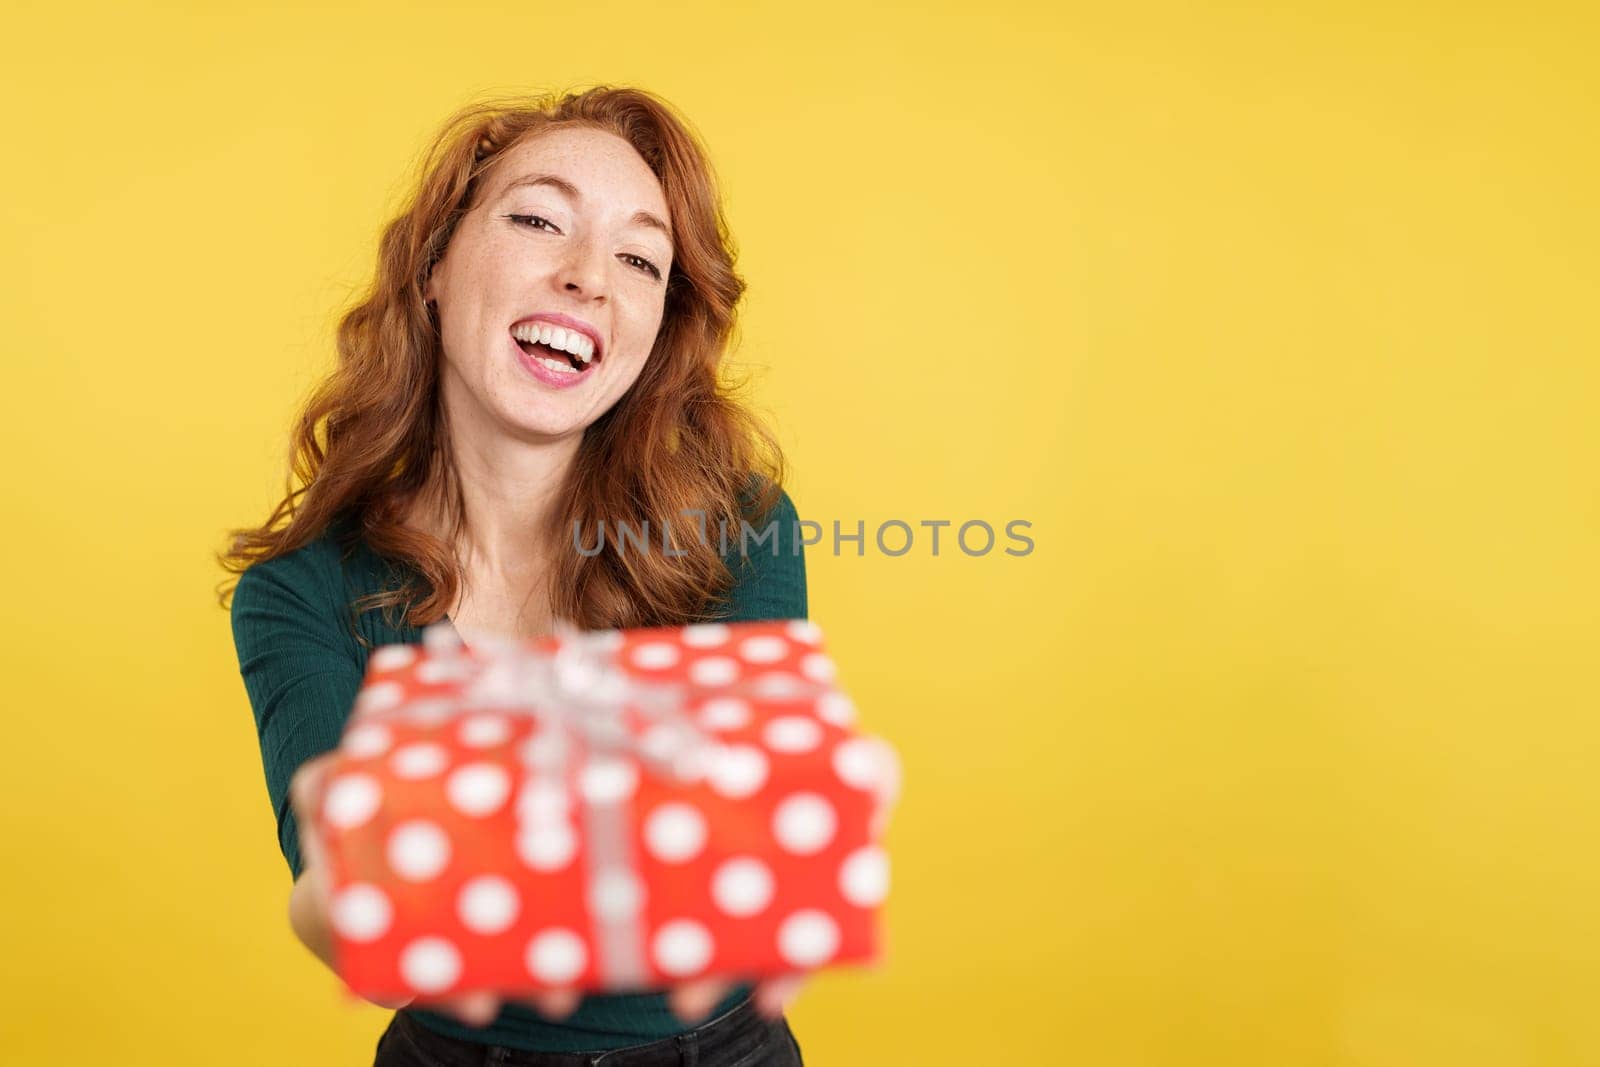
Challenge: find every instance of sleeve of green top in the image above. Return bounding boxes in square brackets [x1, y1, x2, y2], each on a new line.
[723, 483, 809, 623]
[230, 546, 362, 882]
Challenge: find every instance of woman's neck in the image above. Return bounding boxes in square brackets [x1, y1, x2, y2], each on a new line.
[402, 435, 580, 642]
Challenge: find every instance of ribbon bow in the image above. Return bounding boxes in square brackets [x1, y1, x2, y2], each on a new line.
[441, 618, 716, 786]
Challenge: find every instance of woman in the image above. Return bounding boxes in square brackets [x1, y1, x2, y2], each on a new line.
[220, 86, 809, 1065]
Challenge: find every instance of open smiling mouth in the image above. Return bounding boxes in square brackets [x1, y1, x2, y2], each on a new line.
[510, 320, 601, 377]
[514, 335, 597, 374]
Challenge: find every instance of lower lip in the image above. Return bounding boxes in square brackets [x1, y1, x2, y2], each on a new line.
[511, 334, 598, 389]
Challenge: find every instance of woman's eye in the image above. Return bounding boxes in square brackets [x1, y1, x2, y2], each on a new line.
[621, 254, 663, 280]
[507, 214, 557, 232]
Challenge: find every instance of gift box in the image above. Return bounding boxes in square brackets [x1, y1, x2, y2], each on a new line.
[311, 618, 900, 1004]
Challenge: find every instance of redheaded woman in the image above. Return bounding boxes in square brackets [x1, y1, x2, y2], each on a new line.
[222, 86, 808, 1065]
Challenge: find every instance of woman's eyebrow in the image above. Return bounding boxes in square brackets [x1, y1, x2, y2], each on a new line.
[499, 172, 672, 244]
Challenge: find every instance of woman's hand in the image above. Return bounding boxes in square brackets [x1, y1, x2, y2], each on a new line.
[508, 973, 807, 1026]
[459, 972, 807, 1027]
[664, 974, 808, 1023]
[289, 753, 422, 1010]
[288, 753, 809, 1027]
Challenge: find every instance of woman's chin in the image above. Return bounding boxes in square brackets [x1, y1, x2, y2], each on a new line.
[491, 399, 593, 443]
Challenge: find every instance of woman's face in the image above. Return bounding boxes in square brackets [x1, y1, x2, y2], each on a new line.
[424, 125, 675, 441]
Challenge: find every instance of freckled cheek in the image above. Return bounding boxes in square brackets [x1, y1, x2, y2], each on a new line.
[619, 307, 668, 360]
[614, 329, 660, 365]
[469, 240, 547, 291]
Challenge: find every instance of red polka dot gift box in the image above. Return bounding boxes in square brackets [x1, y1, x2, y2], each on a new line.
[311, 618, 901, 1006]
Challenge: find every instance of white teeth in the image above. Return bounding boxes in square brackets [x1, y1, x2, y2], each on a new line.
[534, 354, 578, 374]
[512, 321, 596, 363]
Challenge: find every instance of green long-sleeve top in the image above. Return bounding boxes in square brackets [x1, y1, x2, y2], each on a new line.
[229, 486, 807, 1053]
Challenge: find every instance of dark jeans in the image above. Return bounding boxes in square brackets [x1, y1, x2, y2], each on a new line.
[373, 996, 804, 1067]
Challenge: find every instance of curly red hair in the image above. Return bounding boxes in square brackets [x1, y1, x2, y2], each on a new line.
[216, 86, 786, 637]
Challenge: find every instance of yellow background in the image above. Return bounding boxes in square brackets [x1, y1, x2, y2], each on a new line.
[3, 2, 1596, 1063]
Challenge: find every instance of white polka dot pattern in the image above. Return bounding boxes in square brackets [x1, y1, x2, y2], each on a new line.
[331, 883, 392, 942]
[526, 929, 587, 984]
[706, 744, 769, 798]
[355, 680, 404, 713]
[751, 672, 808, 700]
[371, 644, 419, 672]
[738, 635, 788, 663]
[322, 617, 893, 999]
[652, 919, 713, 977]
[405, 698, 459, 725]
[447, 763, 511, 816]
[681, 623, 730, 648]
[324, 773, 382, 829]
[772, 793, 837, 855]
[400, 937, 462, 993]
[832, 738, 885, 791]
[800, 653, 836, 683]
[696, 698, 751, 730]
[458, 876, 520, 934]
[688, 656, 740, 686]
[388, 820, 451, 881]
[516, 821, 578, 871]
[579, 757, 639, 804]
[643, 802, 708, 863]
[400, 940, 464, 998]
[391, 742, 449, 779]
[417, 658, 475, 685]
[785, 620, 823, 645]
[458, 714, 511, 748]
[517, 779, 570, 822]
[816, 693, 857, 727]
[712, 857, 775, 917]
[343, 723, 393, 760]
[421, 623, 463, 654]
[763, 715, 823, 753]
[838, 846, 890, 907]
[777, 910, 840, 968]
[630, 642, 680, 669]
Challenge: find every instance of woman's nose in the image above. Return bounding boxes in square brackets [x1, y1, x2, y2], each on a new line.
[557, 236, 609, 299]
